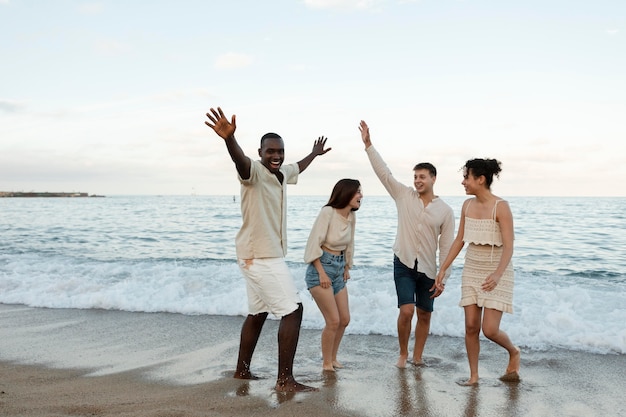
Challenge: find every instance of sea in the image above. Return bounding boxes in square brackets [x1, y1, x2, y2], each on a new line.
[1, 195, 624, 355]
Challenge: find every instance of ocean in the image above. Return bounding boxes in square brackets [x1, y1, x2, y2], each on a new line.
[1, 195, 624, 355]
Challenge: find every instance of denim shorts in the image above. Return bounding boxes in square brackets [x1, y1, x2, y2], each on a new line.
[393, 255, 435, 312]
[305, 250, 346, 295]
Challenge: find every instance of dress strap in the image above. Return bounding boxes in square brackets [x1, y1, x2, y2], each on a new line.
[465, 198, 473, 218]
[490, 200, 502, 263]
[492, 199, 502, 221]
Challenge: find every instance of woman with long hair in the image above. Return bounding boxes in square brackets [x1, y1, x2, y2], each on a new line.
[304, 179, 362, 371]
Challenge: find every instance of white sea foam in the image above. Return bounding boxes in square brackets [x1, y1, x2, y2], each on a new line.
[1, 195, 625, 355]
[1, 252, 624, 354]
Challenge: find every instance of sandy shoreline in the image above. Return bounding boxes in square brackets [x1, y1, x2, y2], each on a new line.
[1, 304, 624, 417]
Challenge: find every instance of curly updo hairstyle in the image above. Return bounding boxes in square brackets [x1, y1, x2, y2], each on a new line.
[464, 159, 502, 189]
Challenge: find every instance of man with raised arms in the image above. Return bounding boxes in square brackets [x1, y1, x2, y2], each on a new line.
[205, 107, 331, 392]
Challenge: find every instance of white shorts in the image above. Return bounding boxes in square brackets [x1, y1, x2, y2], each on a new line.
[238, 257, 301, 318]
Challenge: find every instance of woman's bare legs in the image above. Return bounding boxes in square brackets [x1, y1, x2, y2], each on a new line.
[482, 308, 520, 380]
[331, 287, 350, 368]
[463, 305, 482, 385]
[310, 286, 341, 371]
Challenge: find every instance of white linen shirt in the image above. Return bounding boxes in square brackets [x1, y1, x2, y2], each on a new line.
[365, 146, 455, 281]
[235, 160, 299, 259]
[303, 206, 355, 269]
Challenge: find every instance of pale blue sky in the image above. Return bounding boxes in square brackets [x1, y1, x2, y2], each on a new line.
[1, 0, 624, 196]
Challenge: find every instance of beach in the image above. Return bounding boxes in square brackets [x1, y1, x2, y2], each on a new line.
[1, 304, 624, 417]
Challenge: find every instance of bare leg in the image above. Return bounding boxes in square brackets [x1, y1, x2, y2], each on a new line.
[309, 286, 341, 371]
[331, 287, 350, 369]
[482, 308, 520, 380]
[463, 305, 482, 385]
[275, 303, 317, 392]
[396, 304, 415, 368]
[234, 312, 268, 379]
[411, 308, 431, 365]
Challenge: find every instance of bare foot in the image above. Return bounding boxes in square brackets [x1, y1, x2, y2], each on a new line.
[408, 358, 426, 367]
[332, 360, 344, 369]
[275, 377, 318, 393]
[457, 378, 479, 387]
[396, 354, 408, 369]
[233, 370, 260, 380]
[505, 346, 521, 375]
[322, 364, 336, 372]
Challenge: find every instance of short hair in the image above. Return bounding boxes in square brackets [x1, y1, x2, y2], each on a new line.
[260, 132, 282, 147]
[464, 158, 502, 188]
[413, 162, 437, 177]
[325, 179, 361, 211]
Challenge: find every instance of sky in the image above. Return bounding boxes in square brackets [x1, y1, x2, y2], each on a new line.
[1, 0, 625, 197]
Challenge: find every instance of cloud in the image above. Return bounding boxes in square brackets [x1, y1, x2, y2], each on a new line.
[303, 0, 382, 11]
[605, 29, 619, 36]
[0, 0, 10, 5]
[0, 99, 26, 113]
[214, 52, 253, 70]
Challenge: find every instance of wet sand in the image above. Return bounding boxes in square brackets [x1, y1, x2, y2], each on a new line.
[0, 304, 624, 417]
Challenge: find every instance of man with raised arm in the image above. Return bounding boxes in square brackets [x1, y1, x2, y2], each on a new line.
[205, 107, 331, 392]
[359, 120, 454, 368]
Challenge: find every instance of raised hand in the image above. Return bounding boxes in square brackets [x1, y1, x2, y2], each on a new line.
[359, 120, 372, 147]
[311, 136, 332, 156]
[205, 107, 236, 140]
[297, 136, 331, 173]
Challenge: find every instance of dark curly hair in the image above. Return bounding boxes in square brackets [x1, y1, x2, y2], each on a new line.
[464, 159, 502, 189]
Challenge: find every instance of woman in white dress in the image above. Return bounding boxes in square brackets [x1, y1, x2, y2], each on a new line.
[435, 159, 520, 385]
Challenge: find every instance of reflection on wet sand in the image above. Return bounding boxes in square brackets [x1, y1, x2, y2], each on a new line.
[395, 367, 431, 417]
[463, 386, 479, 417]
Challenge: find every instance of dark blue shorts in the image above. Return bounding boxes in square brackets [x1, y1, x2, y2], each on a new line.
[305, 250, 346, 295]
[393, 255, 435, 312]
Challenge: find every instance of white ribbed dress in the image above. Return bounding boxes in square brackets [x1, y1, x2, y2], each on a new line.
[460, 200, 514, 313]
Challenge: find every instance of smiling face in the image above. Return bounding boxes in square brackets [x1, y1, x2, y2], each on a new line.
[462, 168, 483, 195]
[258, 137, 285, 173]
[413, 169, 435, 196]
[326, 179, 362, 212]
[349, 187, 363, 211]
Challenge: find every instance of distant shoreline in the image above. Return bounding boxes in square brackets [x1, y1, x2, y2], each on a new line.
[0, 192, 105, 198]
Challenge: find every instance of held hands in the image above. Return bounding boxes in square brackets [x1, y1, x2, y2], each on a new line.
[359, 120, 372, 148]
[205, 107, 236, 140]
[430, 272, 446, 298]
[312, 136, 332, 156]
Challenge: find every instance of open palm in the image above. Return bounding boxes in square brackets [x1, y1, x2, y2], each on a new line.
[205, 107, 236, 140]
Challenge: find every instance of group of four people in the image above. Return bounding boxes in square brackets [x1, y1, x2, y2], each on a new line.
[205, 107, 519, 393]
